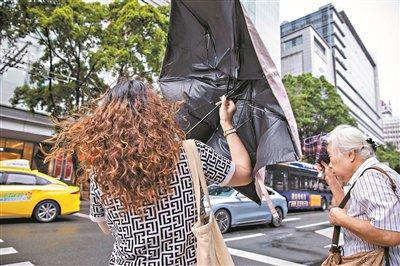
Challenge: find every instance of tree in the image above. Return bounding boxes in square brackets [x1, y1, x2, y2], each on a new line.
[283, 74, 357, 142]
[0, 0, 31, 74]
[101, 0, 169, 82]
[10, 0, 108, 117]
[376, 143, 400, 170]
[9, 0, 170, 116]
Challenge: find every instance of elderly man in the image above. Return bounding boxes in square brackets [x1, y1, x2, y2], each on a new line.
[320, 125, 400, 265]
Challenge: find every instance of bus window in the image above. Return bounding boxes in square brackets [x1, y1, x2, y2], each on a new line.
[299, 175, 315, 191]
[273, 170, 285, 191]
[288, 175, 298, 190]
[265, 171, 273, 187]
[308, 179, 314, 190]
[320, 180, 330, 192]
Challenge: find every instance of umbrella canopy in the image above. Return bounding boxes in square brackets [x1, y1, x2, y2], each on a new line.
[159, 0, 302, 204]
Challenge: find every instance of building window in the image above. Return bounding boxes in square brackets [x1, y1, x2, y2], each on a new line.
[283, 35, 303, 50]
[48, 153, 74, 181]
[0, 138, 38, 169]
[22, 143, 34, 162]
[0, 138, 25, 161]
[314, 37, 326, 55]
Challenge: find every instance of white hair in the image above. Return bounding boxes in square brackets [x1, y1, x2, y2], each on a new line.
[327, 125, 375, 159]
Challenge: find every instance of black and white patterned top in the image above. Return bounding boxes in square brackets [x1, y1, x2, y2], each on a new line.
[89, 140, 235, 265]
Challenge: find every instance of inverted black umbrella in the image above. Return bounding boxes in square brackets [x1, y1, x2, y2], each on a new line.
[159, 0, 302, 204]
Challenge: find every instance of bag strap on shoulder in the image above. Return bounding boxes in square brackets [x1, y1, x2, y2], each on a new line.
[364, 166, 397, 266]
[366, 166, 397, 192]
[182, 140, 212, 221]
[330, 166, 395, 265]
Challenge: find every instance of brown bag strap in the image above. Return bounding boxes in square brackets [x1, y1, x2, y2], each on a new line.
[367, 166, 397, 193]
[182, 140, 212, 221]
[330, 166, 397, 265]
[365, 166, 398, 266]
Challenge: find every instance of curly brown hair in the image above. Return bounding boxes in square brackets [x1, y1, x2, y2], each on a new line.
[45, 80, 185, 214]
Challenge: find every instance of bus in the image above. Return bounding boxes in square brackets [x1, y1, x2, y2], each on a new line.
[265, 162, 332, 211]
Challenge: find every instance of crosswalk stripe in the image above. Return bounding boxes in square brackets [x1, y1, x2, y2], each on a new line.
[228, 247, 305, 266]
[224, 233, 265, 242]
[283, 218, 301, 222]
[296, 221, 330, 229]
[0, 247, 18, 255]
[2, 262, 35, 266]
[315, 227, 344, 248]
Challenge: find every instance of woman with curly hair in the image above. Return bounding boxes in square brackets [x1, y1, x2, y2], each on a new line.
[46, 79, 252, 265]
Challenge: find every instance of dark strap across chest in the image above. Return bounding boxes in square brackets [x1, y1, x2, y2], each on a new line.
[330, 166, 398, 266]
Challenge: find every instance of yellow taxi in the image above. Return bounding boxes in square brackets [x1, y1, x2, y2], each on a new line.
[0, 159, 80, 222]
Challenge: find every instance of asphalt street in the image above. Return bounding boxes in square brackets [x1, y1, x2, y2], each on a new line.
[1, 203, 338, 266]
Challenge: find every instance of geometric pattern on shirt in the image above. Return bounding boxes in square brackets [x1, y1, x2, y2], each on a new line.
[89, 140, 233, 266]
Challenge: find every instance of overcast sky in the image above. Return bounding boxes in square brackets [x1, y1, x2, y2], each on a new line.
[280, 0, 400, 116]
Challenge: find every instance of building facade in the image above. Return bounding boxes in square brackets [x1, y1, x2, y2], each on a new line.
[281, 4, 383, 142]
[241, 0, 280, 73]
[281, 25, 334, 84]
[380, 101, 400, 151]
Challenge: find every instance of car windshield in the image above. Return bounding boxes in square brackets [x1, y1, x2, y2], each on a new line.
[208, 186, 234, 197]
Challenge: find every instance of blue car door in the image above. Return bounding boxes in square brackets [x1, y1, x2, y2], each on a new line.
[233, 192, 265, 224]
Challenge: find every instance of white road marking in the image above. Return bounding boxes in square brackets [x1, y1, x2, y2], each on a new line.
[283, 218, 301, 222]
[0, 247, 18, 255]
[73, 213, 90, 219]
[2, 262, 35, 266]
[228, 248, 305, 266]
[315, 227, 344, 248]
[296, 221, 330, 229]
[224, 233, 265, 242]
[0, 239, 3, 242]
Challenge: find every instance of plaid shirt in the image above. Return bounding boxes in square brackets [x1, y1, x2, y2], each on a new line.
[302, 133, 328, 163]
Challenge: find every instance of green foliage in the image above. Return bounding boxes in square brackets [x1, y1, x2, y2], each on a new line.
[11, 0, 108, 116]
[101, 0, 169, 81]
[283, 73, 357, 141]
[9, 0, 170, 117]
[376, 143, 400, 170]
[0, 0, 29, 41]
[0, 0, 32, 74]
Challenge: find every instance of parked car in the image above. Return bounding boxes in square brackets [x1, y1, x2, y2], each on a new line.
[206, 185, 288, 233]
[0, 159, 80, 222]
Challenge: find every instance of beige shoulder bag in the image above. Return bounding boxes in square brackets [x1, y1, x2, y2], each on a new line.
[182, 140, 235, 266]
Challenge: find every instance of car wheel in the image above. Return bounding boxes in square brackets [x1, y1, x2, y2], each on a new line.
[270, 207, 283, 227]
[33, 200, 59, 222]
[321, 198, 328, 211]
[214, 209, 231, 234]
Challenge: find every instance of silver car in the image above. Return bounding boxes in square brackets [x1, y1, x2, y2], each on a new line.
[206, 185, 288, 233]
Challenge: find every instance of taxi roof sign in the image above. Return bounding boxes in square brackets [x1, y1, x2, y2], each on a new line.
[0, 159, 31, 169]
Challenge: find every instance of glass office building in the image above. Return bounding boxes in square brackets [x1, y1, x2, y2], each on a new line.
[281, 4, 383, 142]
[241, 0, 280, 73]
